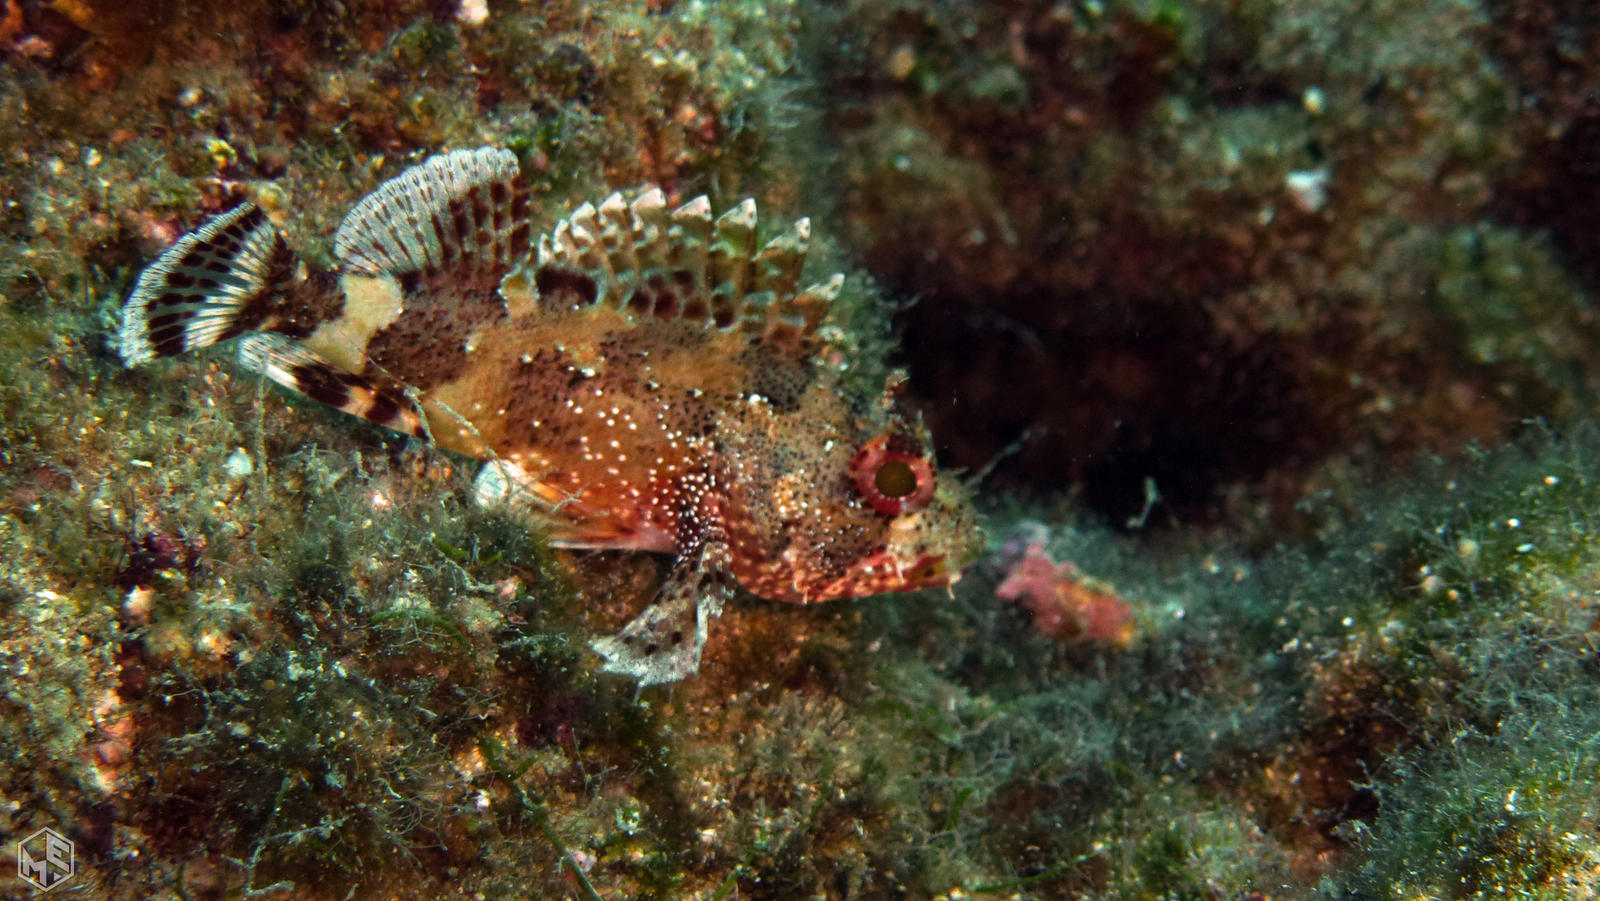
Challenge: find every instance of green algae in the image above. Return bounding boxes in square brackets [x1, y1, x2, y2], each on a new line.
[1331, 698, 1600, 899]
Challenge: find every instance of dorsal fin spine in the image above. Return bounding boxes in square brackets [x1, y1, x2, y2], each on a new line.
[669, 196, 712, 302]
[789, 273, 844, 333]
[630, 189, 671, 273]
[753, 217, 809, 300]
[710, 199, 759, 306]
[566, 214, 616, 301]
[598, 192, 639, 309]
[567, 203, 607, 283]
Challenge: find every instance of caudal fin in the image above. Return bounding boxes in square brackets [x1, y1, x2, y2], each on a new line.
[117, 204, 297, 366]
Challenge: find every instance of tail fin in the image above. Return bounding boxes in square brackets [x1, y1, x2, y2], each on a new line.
[117, 204, 297, 366]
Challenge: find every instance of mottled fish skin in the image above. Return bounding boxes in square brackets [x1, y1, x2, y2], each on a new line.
[117, 147, 982, 686]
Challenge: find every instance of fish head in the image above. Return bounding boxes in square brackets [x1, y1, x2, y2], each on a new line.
[714, 370, 983, 603]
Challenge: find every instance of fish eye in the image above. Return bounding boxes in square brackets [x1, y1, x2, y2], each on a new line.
[850, 436, 936, 516]
[875, 459, 919, 498]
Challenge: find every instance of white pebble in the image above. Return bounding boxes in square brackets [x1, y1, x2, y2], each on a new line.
[1285, 168, 1331, 213]
[223, 447, 254, 479]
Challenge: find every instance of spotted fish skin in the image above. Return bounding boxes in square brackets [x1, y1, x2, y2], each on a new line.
[117, 147, 982, 686]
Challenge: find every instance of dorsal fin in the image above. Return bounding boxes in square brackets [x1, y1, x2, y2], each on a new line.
[531, 187, 843, 347]
[325, 148, 532, 391]
[334, 148, 531, 287]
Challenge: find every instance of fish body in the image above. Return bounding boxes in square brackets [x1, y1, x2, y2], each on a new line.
[118, 148, 980, 685]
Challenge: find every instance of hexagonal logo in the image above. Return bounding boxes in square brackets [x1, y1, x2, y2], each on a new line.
[16, 827, 75, 892]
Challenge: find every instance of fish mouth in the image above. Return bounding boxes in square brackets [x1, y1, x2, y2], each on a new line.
[904, 552, 957, 589]
[830, 495, 985, 598]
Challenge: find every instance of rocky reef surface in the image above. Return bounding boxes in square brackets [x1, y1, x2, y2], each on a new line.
[2, 0, 1599, 897]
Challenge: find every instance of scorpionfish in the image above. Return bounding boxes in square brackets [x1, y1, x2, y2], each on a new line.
[117, 147, 980, 685]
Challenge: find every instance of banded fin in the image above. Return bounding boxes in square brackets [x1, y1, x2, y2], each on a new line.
[238, 333, 428, 439]
[118, 204, 299, 366]
[589, 541, 732, 686]
[334, 147, 530, 284]
[327, 147, 532, 391]
[531, 187, 842, 350]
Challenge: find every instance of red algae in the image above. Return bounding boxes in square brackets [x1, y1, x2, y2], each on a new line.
[996, 538, 1135, 647]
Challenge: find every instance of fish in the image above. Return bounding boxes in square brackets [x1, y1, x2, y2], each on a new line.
[116, 147, 981, 686]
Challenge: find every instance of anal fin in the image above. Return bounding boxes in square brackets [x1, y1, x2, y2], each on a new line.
[590, 542, 732, 687]
[238, 333, 427, 440]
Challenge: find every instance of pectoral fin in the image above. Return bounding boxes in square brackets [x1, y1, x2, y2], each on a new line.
[589, 542, 732, 687]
